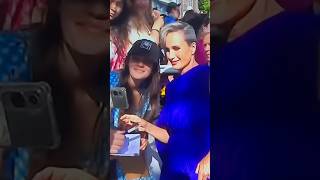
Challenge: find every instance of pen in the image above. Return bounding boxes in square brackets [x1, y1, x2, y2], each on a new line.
[127, 125, 139, 133]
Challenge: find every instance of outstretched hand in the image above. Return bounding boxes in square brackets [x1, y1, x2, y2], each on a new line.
[120, 114, 148, 132]
[110, 129, 125, 154]
[196, 152, 210, 180]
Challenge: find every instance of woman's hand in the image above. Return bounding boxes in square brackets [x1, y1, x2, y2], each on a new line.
[120, 114, 149, 132]
[152, 9, 161, 21]
[152, 16, 165, 31]
[110, 129, 125, 154]
[32, 167, 97, 180]
[196, 152, 210, 180]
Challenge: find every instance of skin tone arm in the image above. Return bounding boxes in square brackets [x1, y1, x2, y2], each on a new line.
[150, 16, 164, 45]
[120, 114, 170, 144]
[110, 129, 125, 154]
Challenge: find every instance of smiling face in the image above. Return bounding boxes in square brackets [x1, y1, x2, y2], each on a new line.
[128, 56, 153, 81]
[59, 1, 108, 55]
[110, 0, 124, 20]
[164, 31, 196, 72]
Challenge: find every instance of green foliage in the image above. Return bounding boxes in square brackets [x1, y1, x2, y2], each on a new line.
[198, 0, 210, 14]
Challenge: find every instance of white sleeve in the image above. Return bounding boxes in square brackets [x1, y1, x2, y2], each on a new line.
[110, 41, 116, 62]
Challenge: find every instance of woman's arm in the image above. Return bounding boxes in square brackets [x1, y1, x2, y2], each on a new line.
[144, 121, 169, 143]
[196, 151, 210, 180]
[150, 16, 164, 45]
[120, 114, 170, 144]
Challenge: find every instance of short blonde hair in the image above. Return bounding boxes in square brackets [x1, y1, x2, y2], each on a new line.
[160, 21, 197, 48]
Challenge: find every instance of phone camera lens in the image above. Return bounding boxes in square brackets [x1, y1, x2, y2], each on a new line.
[113, 91, 118, 96]
[28, 95, 39, 105]
[10, 92, 26, 108]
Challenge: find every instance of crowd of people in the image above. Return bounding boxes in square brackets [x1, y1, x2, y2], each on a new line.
[109, 0, 210, 180]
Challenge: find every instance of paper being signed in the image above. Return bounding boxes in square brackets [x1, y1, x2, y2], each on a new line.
[111, 133, 141, 156]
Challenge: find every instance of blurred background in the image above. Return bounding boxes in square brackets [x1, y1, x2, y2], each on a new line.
[152, 0, 210, 16]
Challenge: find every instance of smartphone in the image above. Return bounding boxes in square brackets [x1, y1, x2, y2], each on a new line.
[0, 82, 60, 149]
[110, 87, 129, 109]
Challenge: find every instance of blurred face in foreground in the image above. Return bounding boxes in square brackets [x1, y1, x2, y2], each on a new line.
[211, 0, 256, 26]
[60, 0, 108, 56]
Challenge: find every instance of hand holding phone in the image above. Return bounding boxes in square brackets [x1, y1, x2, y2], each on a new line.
[110, 87, 129, 109]
[0, 82, 60, 149]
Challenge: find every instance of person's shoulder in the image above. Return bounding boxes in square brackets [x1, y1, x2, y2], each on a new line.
[194, 64, 210, 72]
[0, 30, 36, 52]
[0, 31, 27, 46]
[110, 71, 122, 87]
[186, 65, 210, 77]
[0, 31, 32, 81]
[110, 70, 121, 77]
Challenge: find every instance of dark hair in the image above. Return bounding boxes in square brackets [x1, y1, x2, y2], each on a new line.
[120, 55, 160, 122]
[40, 0, 62, 51]
[111, 0, 130, 55]
[181, 10, 196, 21]
[181, 11, 209, 37]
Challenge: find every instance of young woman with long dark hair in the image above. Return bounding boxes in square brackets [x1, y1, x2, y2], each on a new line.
[110, 39, 169, 180]
[110, 0, 130, 70]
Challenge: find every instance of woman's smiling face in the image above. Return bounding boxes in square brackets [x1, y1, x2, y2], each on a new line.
[128, 56, 153, 81]
[59, 0, 108, 55]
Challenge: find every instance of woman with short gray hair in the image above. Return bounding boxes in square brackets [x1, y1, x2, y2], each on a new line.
[160, 21, 197, 49]
[156, 20, 210, 180]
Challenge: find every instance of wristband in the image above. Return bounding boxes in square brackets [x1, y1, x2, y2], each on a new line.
[152, 29, 160, 33]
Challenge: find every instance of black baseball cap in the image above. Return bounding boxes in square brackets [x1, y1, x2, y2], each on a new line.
[127, 39, 161, 63]
[166, 2, 181, 13]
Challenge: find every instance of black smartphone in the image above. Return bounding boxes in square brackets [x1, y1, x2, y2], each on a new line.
[0, 82, 60, 149]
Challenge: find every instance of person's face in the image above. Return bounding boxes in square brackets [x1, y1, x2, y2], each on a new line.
[212, 0, 256, 26]
[164, 31, 196, 71]
[129, 56, 153, 80]
[172, 8, 180, 18]
[110, 0, 124, 20]
[203, 33, 210, 61]
[60, 1, 108, 55]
